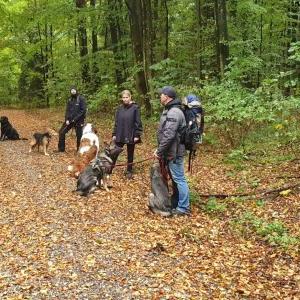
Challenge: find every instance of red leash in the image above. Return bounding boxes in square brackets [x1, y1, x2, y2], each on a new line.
[113, 156, 155, 167]
[159, 158, 169, 185]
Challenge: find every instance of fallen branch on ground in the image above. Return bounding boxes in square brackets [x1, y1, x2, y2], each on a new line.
[198, 183, 300, 200]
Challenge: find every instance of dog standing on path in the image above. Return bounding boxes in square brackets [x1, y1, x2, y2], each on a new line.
[29, 132, 52, 156]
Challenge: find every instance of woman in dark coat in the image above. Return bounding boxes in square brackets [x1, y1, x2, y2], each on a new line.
[112, 90, 143, 179]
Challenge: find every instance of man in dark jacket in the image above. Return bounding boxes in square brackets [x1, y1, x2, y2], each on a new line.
[155, 86, 190, 216]
[57, 86, 87, 152]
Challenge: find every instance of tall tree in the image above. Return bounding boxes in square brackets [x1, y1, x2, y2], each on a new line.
[126, 0, 151, 117]
[76, 0, 89, 82]
[107, 0, 127, 87]
[90, 0, 100, 90]
[214, 0, 229, 77]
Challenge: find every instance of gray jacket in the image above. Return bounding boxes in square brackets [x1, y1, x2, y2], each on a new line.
[157, 99, 186, 160]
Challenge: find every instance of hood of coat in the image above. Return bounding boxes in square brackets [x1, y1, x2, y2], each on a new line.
[165, 98, 181, 109]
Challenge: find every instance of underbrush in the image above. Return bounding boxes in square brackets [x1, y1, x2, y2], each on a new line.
[194, 195, 300, 251]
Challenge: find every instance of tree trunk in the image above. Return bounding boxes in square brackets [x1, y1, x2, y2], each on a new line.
[90, 0, 100, 90]
[214, 0, 229, 77]
[195, 0, 203, 79]
[162, 0, 169, 59]
[107, 0, 126, 87]
[76, 0, 89, 82]
[126, 0, 151, 117]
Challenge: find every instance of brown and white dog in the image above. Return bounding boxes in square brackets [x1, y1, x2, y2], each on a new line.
[68, 123, 100, 178]
[78, 123, 100, 155]
[68, 145, 98, 178]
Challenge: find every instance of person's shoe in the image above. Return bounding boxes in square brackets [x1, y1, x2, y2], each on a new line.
[171, 208, 190, 217]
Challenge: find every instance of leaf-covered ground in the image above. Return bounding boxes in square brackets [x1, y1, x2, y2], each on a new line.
[0, 109, 299, 299]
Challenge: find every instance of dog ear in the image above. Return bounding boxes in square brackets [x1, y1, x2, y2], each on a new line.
[47, 128, 58, 136]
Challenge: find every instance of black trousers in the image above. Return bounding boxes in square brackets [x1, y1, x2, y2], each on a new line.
[58, 122, 83, 152]
[114, 142, 135, 172]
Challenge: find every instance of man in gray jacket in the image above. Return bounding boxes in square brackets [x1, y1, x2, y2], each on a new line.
[155, 86, 190, 216]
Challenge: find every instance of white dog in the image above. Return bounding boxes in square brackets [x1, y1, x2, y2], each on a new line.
[78, 123, 100, 155]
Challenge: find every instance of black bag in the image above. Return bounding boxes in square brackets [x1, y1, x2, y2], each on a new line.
[182, 106, 204, 152]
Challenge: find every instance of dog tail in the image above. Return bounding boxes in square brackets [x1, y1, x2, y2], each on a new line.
[148, 193, 172, 217]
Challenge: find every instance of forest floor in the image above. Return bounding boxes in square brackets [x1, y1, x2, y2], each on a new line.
[0, 109, 299, 299]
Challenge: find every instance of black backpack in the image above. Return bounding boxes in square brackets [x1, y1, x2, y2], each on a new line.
[182, 106, 204, 151]
[181, 103, 204, 172]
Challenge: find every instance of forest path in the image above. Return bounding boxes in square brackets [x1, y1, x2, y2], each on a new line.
[0, 109, 298, 299]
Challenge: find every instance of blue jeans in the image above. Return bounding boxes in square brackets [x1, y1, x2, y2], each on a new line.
[168, 157, 190, 213]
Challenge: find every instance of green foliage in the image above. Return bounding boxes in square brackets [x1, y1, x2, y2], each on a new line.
[149, 58, 183, 89]
[88, 84, 119, 113]
[0, 48, 20, 105]
[234, 212, 299, 249]
[203, 198, 227, 214]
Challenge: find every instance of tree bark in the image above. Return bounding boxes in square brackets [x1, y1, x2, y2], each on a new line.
[90, 0, 100, 90]
[107, 0, 126, 87]
[214, 0, 229, 77]
[195, 0, 203, 79]
[126, 0, 151, 117]
[76, 0, 89, 82]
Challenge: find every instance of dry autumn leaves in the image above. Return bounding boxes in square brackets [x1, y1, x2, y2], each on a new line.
[0, 109, 299, 299]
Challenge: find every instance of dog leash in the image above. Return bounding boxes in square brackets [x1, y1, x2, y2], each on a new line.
[113, 156, 155, 167]
[159, 158, 170, 185]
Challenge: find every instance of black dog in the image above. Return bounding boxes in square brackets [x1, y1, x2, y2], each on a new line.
[0, 116, 21, 140]
[76, 142, 123, 196]
[29, 132, 51, 156]
[148, 162, 172, 217]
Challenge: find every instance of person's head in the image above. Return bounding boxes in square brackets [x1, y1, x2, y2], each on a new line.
[183, 94, 201, 106]
[70, 86, 78, 97]
[121, 90, 132, 105]
[159, 86, 177, 106]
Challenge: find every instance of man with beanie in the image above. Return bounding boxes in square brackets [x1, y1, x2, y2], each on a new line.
[57, 86, 87, 152]
[155, 86, 190, 216]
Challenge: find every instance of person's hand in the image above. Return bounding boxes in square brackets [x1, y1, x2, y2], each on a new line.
[112, 136, 116, 141]
[134, 137, 139, 143]
[66, 120, 70, 126]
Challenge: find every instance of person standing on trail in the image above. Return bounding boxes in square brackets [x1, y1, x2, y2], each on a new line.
[112, 90, 143, 179]
[57, 86, 87, 153]
[154, 86, 190, 216]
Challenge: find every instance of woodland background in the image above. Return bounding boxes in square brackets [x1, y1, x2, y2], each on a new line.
[0, 2, 300, 297]
[0, 0, 299, 154]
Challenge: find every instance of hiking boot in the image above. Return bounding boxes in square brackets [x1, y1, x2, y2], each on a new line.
[171, 208, 190, 217]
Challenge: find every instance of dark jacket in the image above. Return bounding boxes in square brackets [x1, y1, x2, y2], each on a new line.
[65, 95, 87, 125]
[157, 99, 186, 160]
[113, 102, 143, 144]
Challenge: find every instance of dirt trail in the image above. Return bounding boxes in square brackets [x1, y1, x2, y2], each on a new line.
[0, 110, 299, 299]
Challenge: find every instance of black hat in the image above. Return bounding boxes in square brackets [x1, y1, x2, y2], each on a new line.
[158, 86, 177, 99]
